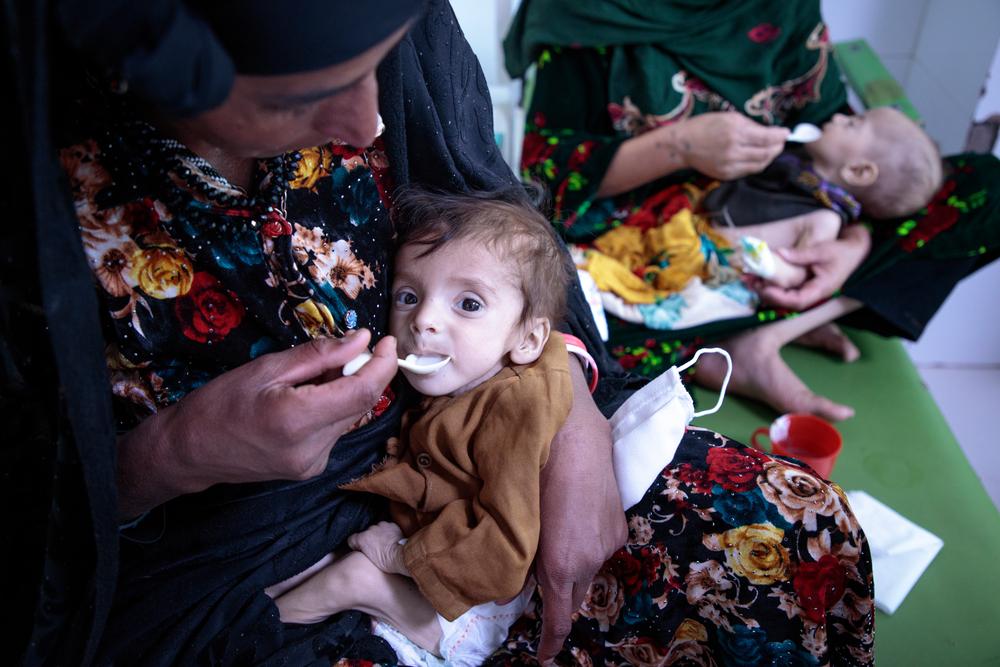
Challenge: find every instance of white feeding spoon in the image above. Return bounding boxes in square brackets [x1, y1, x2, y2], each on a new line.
[342, 351, 452, 376]
[786, 123, 822, 143]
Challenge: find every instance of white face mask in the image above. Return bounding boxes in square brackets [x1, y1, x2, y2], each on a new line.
[610, 348, 732, 510]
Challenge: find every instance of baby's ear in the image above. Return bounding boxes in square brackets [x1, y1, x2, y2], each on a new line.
[509, 318, 551, 365]
[840, 158, 879, 187]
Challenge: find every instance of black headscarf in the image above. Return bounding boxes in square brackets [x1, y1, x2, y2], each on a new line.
[51, 0, 426, 117]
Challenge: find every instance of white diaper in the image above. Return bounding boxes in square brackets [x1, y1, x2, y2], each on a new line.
[372, 581, 535, 667]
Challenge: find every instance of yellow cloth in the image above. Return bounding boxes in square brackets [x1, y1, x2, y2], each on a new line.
[585, 207, 731, 304]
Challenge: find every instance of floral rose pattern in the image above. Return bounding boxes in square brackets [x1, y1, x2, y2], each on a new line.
[130, 245, 195, 299]
[487, 427, 874, 666]
[60, 129, 395, 426]
[174, 272, 245, 343]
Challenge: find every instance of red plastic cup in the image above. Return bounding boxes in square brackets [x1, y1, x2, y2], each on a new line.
[750, 413, 843, 479]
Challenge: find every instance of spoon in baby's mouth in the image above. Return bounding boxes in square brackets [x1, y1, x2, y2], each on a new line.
[342, 351, 451, 376]
[786, 122, 822, 143]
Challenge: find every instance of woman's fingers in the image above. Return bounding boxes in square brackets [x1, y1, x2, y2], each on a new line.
[263, 330, 373, 386]
[760, 282, 824, 310]
[776, 244, 830, 267]
[683, 112, 788, 179]
[741, 122, 790, 147]
[295, 335, 396, 415]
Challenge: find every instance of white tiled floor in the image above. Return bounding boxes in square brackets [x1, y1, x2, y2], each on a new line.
[913, 364, 1000, 511]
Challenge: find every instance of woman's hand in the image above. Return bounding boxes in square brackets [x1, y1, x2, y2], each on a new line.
[677, 111, 789, 180]
[117, 330, 398, 518]
[759, 224, 872, 310]
[598, 111, 788, 197]
[347, 521, 408, 575]
[536, 362, 625, 664]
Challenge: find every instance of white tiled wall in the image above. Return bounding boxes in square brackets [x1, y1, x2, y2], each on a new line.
[821, 0, 1000, 155]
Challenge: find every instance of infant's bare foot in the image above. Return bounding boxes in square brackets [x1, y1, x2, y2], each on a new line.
[793, 323, 860, 363]
[694, 330, 855, 422]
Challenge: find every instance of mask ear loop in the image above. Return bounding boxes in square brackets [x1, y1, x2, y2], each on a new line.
[677, 347, 732, 418]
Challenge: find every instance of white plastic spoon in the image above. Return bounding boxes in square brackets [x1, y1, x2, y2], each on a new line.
[786, 122, 822, 143]
[342, 351, 452, 376]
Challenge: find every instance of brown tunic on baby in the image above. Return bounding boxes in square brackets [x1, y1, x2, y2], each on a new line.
[343, 335, 572, 620]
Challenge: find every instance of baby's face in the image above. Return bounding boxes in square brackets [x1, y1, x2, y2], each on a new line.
[806, 107, 914, 166]
[389, 238, 527, 397]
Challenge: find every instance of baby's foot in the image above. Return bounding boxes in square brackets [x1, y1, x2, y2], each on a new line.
[740, 236, 806, 289]
[793, 323, 861, 363]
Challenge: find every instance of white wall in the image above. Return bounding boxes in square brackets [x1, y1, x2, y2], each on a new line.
[451, 0, 523, 168]
[821, 0, 1000, 155]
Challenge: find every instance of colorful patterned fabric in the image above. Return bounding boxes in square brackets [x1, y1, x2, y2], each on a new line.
[486, 427, 875, 666]
[59, 119, 396, 429]
[778, 153, 863, 223]
[504, 0, 845, 130]
[574, 183, 760, 333]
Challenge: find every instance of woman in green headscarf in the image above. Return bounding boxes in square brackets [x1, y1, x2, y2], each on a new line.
[505, 0, 1000, 421]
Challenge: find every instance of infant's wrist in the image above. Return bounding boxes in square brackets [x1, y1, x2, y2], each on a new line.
[391, 543, 410, 576]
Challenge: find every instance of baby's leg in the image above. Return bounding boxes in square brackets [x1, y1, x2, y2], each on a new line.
[764, 252, 808, 288]
[714, 210, 840, 288]
[271, 551, 443, 653]
[264, 552, 337, 598]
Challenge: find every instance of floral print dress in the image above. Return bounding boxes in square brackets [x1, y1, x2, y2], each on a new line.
[59, 120, 396, 428]
[486, 427, 874, 666]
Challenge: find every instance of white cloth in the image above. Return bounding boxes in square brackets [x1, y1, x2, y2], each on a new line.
[610, 366, 694, 510]
[845, 490, 944, 614]
[610, 349, 731, 510]
[576, 268, 609, 341]
[372, 582, 535, 667]
[599, 277, 756, 331]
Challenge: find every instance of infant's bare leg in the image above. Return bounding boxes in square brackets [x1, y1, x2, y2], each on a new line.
[766, 254, 809, 288]
[265, 552, 337, 598]
[713, 210, 840, 289]
[271, 551, 442, 653]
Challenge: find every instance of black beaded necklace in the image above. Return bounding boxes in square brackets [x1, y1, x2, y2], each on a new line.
[98, 115, 302, 238]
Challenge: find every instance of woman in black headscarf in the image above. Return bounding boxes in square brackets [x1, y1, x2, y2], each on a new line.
[5, 0, 629, 664]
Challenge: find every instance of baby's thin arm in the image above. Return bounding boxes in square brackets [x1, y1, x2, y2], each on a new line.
[714, 209, 841, 251]
[717, 210, 842, 288]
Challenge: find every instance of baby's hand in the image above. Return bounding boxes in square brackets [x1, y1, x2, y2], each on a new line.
[347, 521, 408, 575]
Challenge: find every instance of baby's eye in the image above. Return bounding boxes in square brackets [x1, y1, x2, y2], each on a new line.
[394, 290, 418, 306]
[459, 298, 483, 312]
